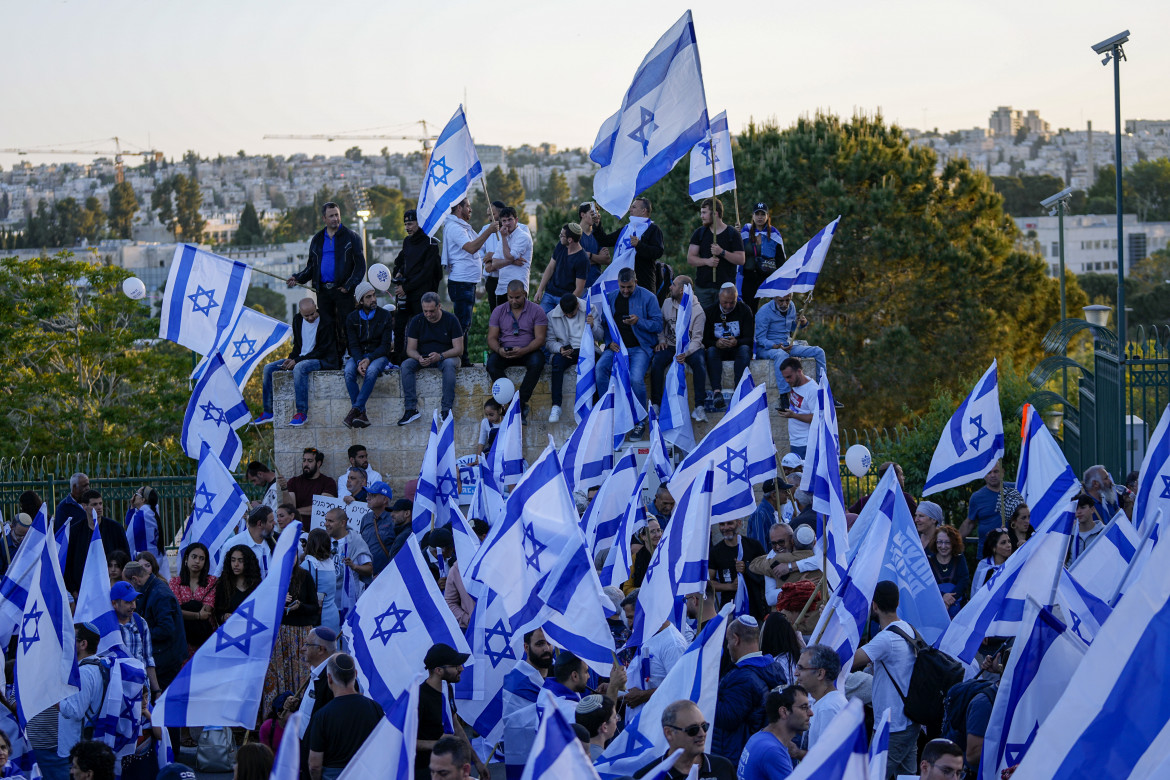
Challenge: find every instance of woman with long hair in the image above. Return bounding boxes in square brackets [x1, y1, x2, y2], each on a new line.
[170, 542, 218, 656]
[262, 539, 320, 719]
[740, 204, 786, 307]
[760, 612, 803, 684]
[300, 528, 338, 633]
[1008, 503, 1034, 549]
[135, 551, 167, 584]
[107, 550, 131, 585]
[630, 519, 663, 589]
[232, 742, 273, 780]
[129, 486, 165, 576]
[929, 525, 970, 618]
[213, 545, 262, 624]
[972, 528, 1014, 593]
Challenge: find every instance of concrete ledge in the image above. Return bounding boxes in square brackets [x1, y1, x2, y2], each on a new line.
[272, 357, 813, 495]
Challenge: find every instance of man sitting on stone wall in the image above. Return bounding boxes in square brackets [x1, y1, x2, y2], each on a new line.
[486, 280, 548, 423]
[398, 292, 464, 426]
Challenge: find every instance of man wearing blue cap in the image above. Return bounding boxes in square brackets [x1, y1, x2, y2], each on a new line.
[111, 581, 160, 703]
[360, 483, 411, 576]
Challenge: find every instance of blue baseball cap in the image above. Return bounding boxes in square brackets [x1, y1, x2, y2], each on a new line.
[110, 581, 138, 602]
[368, 481, 393, 499]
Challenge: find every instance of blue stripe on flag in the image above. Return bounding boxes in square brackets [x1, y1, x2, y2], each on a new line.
[166, 245, 198, 342]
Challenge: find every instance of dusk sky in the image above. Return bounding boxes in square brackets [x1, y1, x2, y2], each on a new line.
[2, 1, 1165, 167]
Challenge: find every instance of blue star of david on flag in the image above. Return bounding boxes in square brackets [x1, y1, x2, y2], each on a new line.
[18, 600, 42, 653]
[187, 285, 219, 317]
[627, 107, 658, 155]
[192, 483, 216, 523]
[200, 400, 228, 426]
[699, 138, 718, 166]
[435, 473, 460, 500]
[230, 332, 257, 361]
[1160, 475, 1170, 500]
[483, 618, 517, 668]
[119, 690, 142, 724]
[969, 413, 988, 450]
[523, 524, 548, 571]
[371, 603, 412, 644]
[1004, 722, 1039, 767]
[717, 446, 750, 484]
[428, 155, 453, 187]
[215, 600, 267, 654]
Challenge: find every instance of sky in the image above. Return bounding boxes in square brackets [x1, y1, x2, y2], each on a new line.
[2, 0, 1167, 169]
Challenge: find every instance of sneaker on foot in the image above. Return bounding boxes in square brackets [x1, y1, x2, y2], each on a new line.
[704, 397, 716, 414]
[692, 406, 708, 422]
[549, 405, 562, 423]
[253, 412, 274, 425]
[714, 392, 726, 411]
[288, 413, 307, 427]
[383, 362, 400, 374]
[342, 408, 359, 428]
[630, 421, 646, 440]
[397, 409, 420, 426]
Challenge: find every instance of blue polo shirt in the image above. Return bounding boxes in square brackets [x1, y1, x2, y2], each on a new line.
[321, 233, 336, 283]
[580, 232, 601, 286]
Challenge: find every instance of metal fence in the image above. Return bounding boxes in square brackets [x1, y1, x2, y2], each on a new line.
[838, 427, 908, 507]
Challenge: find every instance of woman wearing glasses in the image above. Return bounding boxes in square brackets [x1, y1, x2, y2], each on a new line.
[972, 528, 1014, 592]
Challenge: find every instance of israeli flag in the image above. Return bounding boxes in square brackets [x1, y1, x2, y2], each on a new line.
[1016, 403, 1081, 534]
[667, 382, 775, 525]
[418, 105, 484, 237]
[755, 217, 840, 299]
[868, 709, 891, 780]
[337, 671, 425, 780]
[153, 522, 302, 727]
[590, 216, 654, 305]
[598, 293, 647, 439]
[980, 601, 1087, 780]
[728, 366, 755, 409]
[55, 516, 70, 574]
[0, 708, 39, 779]
[414, 411, 461, 539]
[787, 698, 870, 780]
[521, 689, 602, 780]
[600, 461, 649, 589]
[595, 605, 732, 779]
[93, 656, 148, 764]
[646, 405, 674, 484]
[192, 306, 291, 389]
[659, 284, 696, 452]
[181, 353, 251, 470]
[270, 711, 302, 780]
[923, 360, 1005, 496]
[74, 523, 123, 654]
[688, 110, 735, 201]
[589, 11, 709, 217]
[581, 450, 640, 553]
[125, 503, 166, 579]
[180, 441, 250, 573]
[628, 464, 713, 651]
[159, 244, 252, 355]
[1053, 568, 1112, 646]
[1010, 517, 1170, 780]
[485, 392, 525, 490]
[846, 467, 950, 645]
[14, 514, 79, 727]
[800, 378, 850, 588]
[0, 503, 51, 642]
[560, 381, 616, 497]
[1068, 511, 1140, 602]
[453, 588, 521, 747]
[575, 297, 597, 424]
[1133, 402, 1170, 534]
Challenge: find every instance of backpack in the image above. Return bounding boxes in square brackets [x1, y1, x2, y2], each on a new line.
[79, 656, 112, 740]
[940, 677, 997, 748]
[880, 624, 965, 734]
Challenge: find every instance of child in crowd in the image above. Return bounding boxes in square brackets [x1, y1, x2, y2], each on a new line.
[475, 398, 504, 463]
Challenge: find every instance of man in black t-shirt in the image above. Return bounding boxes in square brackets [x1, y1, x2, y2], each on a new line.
[398, 292, 465, 426]
[686, 197, 745, 311]
[708, 518, 766, 618]
[307, 653, 383, 780]
[417, 643, 486, 780]
[701, 285, 755, 412]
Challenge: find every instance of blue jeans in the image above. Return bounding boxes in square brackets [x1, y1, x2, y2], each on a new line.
[549, 352, 575, 407]
[705, 344, 752, 394]
[263, 358, 322, 414]
[447, 280, 476, 361]
[539, 292, 560, 314]
[344, 356, 389, 412]
[758, 344, 827, 392]
[37, 753, 70, 780]
[595, 345, 652, 414]
[649, 348, 706, 405]
[400, 356, 459, 411]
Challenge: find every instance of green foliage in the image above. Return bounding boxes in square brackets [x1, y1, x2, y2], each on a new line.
[0, 252, 192, 457]
[502, 170, 527, 222]
[1081, 250, 1170, 329]
[532, 206, 576, 277]
[5, 197, 108, 249]
[344, 146, 362, 162]
[271, 187, 356, 244]
[244, 285, 289, 322]
[1129, 247, 1170, 287]
[234, 202, 265, 246]
[541, 169, 571, 210]
[152, 174, 205, 241]
[367, 186, 416, 241]
[108, 181, 138, 239]
[466, 297, 491, 362]
[989, 174, 1079, 217]
[1085, 159, 1170, 222]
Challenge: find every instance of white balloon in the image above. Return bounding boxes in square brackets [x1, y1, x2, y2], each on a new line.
[367, 263, 393, 291]
[845, 444, 872, 478]
[122, 276, 146, 300]
[492, 377, 516, 406]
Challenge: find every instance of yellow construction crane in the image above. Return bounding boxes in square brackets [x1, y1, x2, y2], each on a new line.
[263, 120, 436, 154]
[0, 137, 163, 183]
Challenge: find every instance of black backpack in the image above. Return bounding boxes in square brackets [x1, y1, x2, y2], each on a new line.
[940, 677, 997, 748]
[880, 624, 965, 734]
[79, 656, 112, 739]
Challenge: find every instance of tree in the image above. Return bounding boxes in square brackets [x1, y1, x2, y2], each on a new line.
[234, 202, 265, 246]
[1085, 159, 1170, 222]
[244, 285, 290, 322]
[173, 174, 205, 241]
[80, 197, 105, 243]
[108, 181, 138, 239]
[532, 206, 576, 277]
[502, 169, 527, 222]
[151, 179, 176, 235]
[344, 146, 362, 162]
[990, 174, 1068, 217]
[541, 169, 571, 209]
[1129, 248, 1170, 287]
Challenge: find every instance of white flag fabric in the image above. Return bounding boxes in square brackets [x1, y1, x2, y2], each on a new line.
[125, 504, 167, 579]
[923, 360, 1004, 495]
[1068, 511, 1140, 602]
[589, 217, 654, 305]
[181, 441, 250, 574]
[589, 11, 709, 217]
[159, 244, 253, 355]
[868, 709, 891, 780]
[181, 353, 251, 470]
[418, 105, 483, 237]
[755, 217, 840, 299]
[1133, 402, 1170, 534]
[74, 523, 123, 654]
[560, 381, 616, 497]
[575, 298, 596, 424]
[485, 391, 525, 490]
[787, 698, 870, 780]
[646, 406, 675, 483]
[152, 523, 302, 727]
[414, 411, 461, 539]
[452, 588, 521, 748]
[1016, 404, 1081, 534]
[337, 671, 425, 780]
[192, 305, 291, 388]
[581, 450, 640, 557]
[600, 460, 650, 590]
[93, 655, 148, 764]
[800, 377, 850, 588]
[521, 689, 602, 780]
[688, 110, 735, 201]
[346, 534, 471, 716]
[598, 294, 647, 441]
[14, 515, 79, 727]
[659, 284, 696, 451]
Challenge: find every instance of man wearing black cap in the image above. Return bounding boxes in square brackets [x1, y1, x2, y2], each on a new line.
[392, 209, 442, 365]
[418, 643, 483, 780]
[739, 203, 786, 308]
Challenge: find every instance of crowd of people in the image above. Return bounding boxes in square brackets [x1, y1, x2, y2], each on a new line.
[253, 197, 830, 429]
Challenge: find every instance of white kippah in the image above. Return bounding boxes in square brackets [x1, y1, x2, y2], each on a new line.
[576, 694, 605, 714]
[738, 616, 759, 628]
[795, 525, 816, 546]
[720, 282, 737, 290]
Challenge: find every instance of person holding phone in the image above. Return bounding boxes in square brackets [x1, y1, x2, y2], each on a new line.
[486, 280, 548, 422]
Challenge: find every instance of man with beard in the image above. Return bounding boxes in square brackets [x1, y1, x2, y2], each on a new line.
[708, 519, 766, 617]
[335, 445, 382, 500]
[392, 209, 443, 365]
[216, 505, 276, 577]
[416, 644, 486, 780]
[287, 447, 336, 523]
[344, 282, 393, 428]
[502, 628, 554, 780]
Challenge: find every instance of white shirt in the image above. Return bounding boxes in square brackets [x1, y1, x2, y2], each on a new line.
[638, 624, 688, 689]
[336, 465, 383, 500]
[298, 316, 319, 358]
[862, 620, 917, 732]
[808, 688, 848, 747]
[788, 377, 820, 447]
[216, 529, 271, 578]
[297, 657, 330, 737]
[442, 214, 484, 283]
[482, 227, 500, 280]
[764, 549, 783, 607]
[493, 225, 533, 294]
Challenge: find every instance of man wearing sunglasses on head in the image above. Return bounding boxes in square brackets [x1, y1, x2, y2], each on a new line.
[486, 280, 547, 422]
[634, 700, 735, 780]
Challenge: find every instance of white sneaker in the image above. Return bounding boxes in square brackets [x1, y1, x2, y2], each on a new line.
[549, 405, 562, 423]
[692, 406, 708, 422]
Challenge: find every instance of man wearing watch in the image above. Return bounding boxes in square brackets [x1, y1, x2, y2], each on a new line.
[686, 197, 745, 311]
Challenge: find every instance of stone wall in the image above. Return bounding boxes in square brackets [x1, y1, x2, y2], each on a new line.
[272, 358, 814, 495]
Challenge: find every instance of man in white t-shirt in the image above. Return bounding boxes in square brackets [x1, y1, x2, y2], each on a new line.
[778, 356, 819, 460]
[443, 197, 497, 366]
[485, 206, 533, 300]
[335, 444, 383, 499]
[625, 618, 688, 709]
[795, 643, 848, 748]
[217, 505, 275, 577]
[852, 581, 918, 779]
[480, 200, 506, 310]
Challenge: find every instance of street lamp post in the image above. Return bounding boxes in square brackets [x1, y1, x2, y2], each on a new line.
[1041, 187, 1075, 407]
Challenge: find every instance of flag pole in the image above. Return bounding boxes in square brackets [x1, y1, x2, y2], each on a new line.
[1108, 508, 1160, 607]
[732, 188, 741, 231]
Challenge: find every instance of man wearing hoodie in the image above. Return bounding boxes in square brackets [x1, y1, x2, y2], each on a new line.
[392, 209, 442, 364]
[711, 616, 786, 762]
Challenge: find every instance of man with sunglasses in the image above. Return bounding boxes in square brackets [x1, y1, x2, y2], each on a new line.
[701, 283, 754, 413]
[391, 209, 442, 365]
[486, 280, 547, 422]
[634, 700, 734, 780]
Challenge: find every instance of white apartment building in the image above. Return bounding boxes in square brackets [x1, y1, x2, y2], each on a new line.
[1015, 213, 1170, 276]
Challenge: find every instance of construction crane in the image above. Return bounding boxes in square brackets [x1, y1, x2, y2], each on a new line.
[0, 137, 163, 183]
[264, 120, 436, 154]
